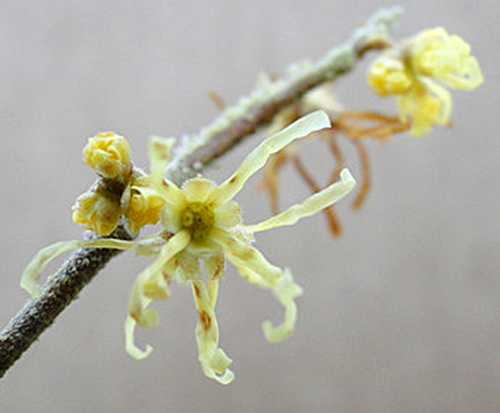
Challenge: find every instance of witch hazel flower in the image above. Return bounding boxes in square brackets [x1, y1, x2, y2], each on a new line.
[368, 27, 483, 136]
[21, 110, 356, 384]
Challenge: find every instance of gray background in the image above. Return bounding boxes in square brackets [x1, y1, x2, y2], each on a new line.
[1, 1, 499, 412]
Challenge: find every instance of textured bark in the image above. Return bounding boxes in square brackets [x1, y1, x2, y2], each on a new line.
[0, 225, 132, 378]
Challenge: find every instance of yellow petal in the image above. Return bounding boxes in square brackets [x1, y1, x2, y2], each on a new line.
[175, 252, 201, 284]
[160, 201, 185, 233]
[262, 269, 303, 343]
[21, 240, 82, 297]
[209, 110, 331, 207]
[215, 229, 303, 343]
[368, 55, 414, 96]
[148, 136, 185, 205]
[247, 168, 355, 233]
[411, 27, 483, 90]
[126, 230, 190, 359]
[225, 254, 271, 289]
[21, 238, 140, 297]
[214, 201, 242, 229]
[148, 136, 174, 182]
[143, 270, 172, 300]
[125, 315, 153, 360]
[181, 177, 217, 203]
[191, 280, 234, 385]
[212, 228, 282, 285]
[397, 80, 450, 136]
[203, 255, 225, 281]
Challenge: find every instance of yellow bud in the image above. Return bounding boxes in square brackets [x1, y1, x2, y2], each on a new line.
[368, 56, 413, 97]
[124, 180, 166, 233]
[72, 189, 121, 235]
[83, 132, 131, 179]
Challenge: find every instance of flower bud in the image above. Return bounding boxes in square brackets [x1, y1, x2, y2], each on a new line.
[83, 132, 131, 179]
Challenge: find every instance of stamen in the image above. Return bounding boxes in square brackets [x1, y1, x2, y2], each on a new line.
[326, 133, 344, 184]
[207, 90, 226, 111]
[181, 202, 215, 243]
[351, 140, 371, 210]
[338, 111, 409, 142]
[256, 151, 289, 215]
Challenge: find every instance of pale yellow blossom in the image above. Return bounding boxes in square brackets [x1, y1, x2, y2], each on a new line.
[368, 27, 483, 136]
[21, 111, 356, 384]
[410, 27, 483, 90]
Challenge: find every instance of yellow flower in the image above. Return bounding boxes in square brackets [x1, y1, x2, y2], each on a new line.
[21, 111, 356, 384]
[83, 132, 131, 179]
[368, 27, 483, 136]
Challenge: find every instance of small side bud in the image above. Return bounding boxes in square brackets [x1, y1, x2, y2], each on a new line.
[368, 55, 413, 96]
[72, 188, 121, 235]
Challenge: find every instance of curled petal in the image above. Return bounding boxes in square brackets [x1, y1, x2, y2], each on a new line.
[209, 110, 331, 207]
[143, 270, 172, 300]
[247, 168, 356, 233]
[412, 27, 484, 90]
[426, 81, 452, 123]
[217, 230, 303, 343]
[126, 230, 191, 358]
[192, 280, 234, 385]
[125, 315, 153, 360]
[262, 269, 303, 343]
[21, 238, 140, 298]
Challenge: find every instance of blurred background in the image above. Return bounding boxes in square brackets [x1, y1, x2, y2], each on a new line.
[0, 0, 498, 412]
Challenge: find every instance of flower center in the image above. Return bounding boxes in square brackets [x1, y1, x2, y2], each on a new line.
[181, 202, 215, 243]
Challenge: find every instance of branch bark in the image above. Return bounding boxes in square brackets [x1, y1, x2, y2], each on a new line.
[0, 6, 402, 380]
